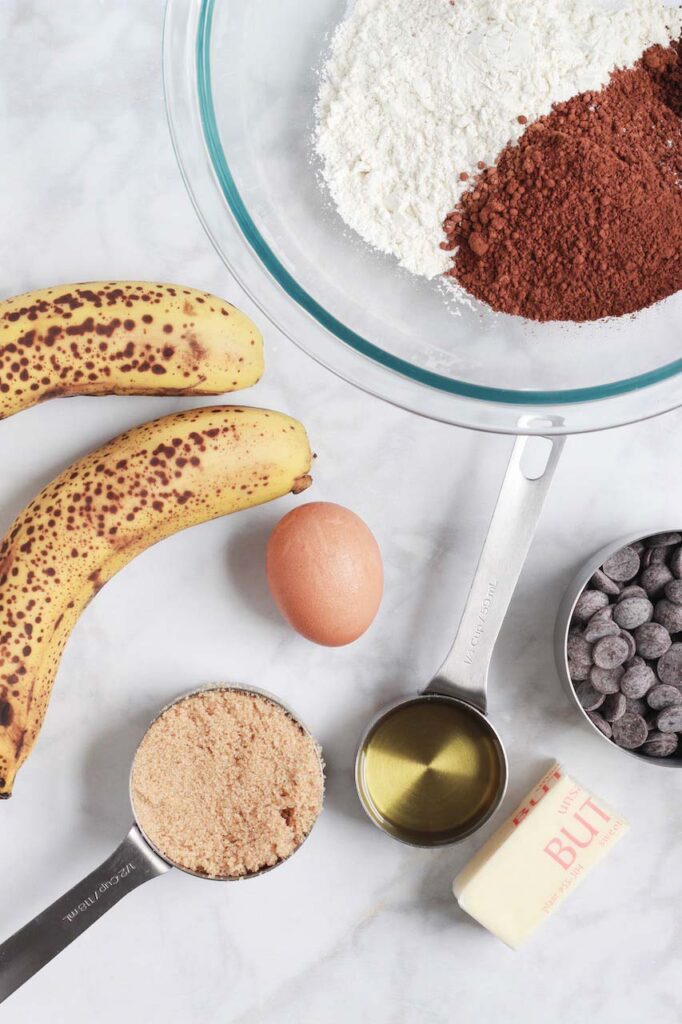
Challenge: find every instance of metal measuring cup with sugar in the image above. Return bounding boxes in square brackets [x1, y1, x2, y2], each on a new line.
[0, 684, 324, 1004]
[356, 434, 564, 846]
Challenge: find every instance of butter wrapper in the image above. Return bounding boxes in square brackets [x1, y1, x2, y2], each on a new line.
[453, 763, 629, 949]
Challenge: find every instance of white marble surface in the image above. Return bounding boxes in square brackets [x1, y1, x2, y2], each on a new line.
[1, 3, 682, 1022]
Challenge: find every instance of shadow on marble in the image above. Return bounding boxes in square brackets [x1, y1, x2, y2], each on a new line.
[419, 851, 482, 932]
[323, 768, 368, 828]
[79, 692, 168, 837]
[317, 693, 376, 827]
[225, 515, 287, 631]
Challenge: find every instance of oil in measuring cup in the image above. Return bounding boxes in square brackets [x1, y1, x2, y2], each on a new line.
[356, 696, 504, 846]
[354, 435, 564, 848]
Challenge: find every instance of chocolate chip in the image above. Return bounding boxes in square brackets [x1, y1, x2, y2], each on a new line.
[592, 635, 629, 669]
[567, 634, 594, 667]
[657, 643, 682, 685]
[613, 597, 653, 630]
[656, 706, 682, 733]
[575, 680, 606, 711]
[625, 696, 648, 716]
[590, 569, 621, 596]
[617, 585, 648, 602]
[654, 599, 682, 635]
[569, 532, 682, 759]
[612, 711, 648, 749]
[587, 712, 612, 739]
[670, 546, 682, 580]
[590, 665, 624, 694]
[584, 621, 620, 643]
[573, 589, 609, 622]
[646, 684, 682, 710]
[603, 546, 640, 583]
[569, 660, 591, 682]
[620, 658, 655, 698]
[634, 622, 672, 659]
[619, 629, 636, 661]
[645, 532, 682, 548]
[644, 709, 659, 731]
[602, 692, 627, 722]
[664, 580, 682, 605]
[640, 564, 673, 598]
[583, 609, 619, 642]
[642, 731, 679, 757]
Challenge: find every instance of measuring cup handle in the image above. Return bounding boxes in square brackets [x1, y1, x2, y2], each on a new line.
[0, 825, 170, 1004]
[426, 434, 565, 712]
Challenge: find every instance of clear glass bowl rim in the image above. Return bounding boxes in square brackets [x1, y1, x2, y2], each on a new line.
[162, 0, 682, 434]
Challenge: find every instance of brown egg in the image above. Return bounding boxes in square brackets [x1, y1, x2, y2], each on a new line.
[266, 502, 383, 647]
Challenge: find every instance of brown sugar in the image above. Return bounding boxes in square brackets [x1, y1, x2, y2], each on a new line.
[130, 688, 324, 879]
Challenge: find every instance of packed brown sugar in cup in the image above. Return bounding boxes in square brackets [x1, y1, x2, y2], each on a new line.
[130, 690, 323, 879]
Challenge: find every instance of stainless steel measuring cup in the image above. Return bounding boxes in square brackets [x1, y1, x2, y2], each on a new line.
[0, 684, 324, 1004]
[356, 434, 564, 846]
[555, 527, 682, 768]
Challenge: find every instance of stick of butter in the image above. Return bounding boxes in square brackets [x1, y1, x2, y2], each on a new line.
[453, 763, 629, 949]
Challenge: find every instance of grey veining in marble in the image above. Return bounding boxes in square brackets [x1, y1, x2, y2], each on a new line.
[0, 3, 681, 1022]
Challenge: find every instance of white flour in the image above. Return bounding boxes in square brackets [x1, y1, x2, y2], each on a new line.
[315, 0, 682, 278]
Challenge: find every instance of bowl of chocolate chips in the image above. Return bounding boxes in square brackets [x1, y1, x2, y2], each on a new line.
[556, 531, 682, 765]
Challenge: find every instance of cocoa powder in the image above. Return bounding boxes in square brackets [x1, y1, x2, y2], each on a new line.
[445, 43, 682, 323]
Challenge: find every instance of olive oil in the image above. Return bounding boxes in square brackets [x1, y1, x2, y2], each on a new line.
[357, 697, 503, 845]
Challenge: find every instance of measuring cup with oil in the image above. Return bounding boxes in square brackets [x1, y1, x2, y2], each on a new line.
[0, 685, 324, 1005]
[356, 434, 564, 847]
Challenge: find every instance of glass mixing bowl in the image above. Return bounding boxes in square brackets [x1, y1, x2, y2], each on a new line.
[163, 0, 682, 434]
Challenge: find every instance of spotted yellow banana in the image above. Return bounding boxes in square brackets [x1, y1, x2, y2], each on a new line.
[0, 406, 312, 797]
[0, 281, 264, 419]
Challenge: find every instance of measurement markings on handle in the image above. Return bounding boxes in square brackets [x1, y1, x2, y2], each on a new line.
[62, 863, 136, 924]
[463, 581, 498, 665]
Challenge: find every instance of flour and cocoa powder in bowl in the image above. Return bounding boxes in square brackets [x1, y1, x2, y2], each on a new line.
[315, 0, 682, 323]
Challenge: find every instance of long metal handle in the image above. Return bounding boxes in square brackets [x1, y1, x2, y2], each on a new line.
[0, 825, 171, 1004]
[425, 434, 564, 712]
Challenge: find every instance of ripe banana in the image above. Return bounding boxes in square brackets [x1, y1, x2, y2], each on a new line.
[0, 281, 264, 419]
[0, 406, 312, 797]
